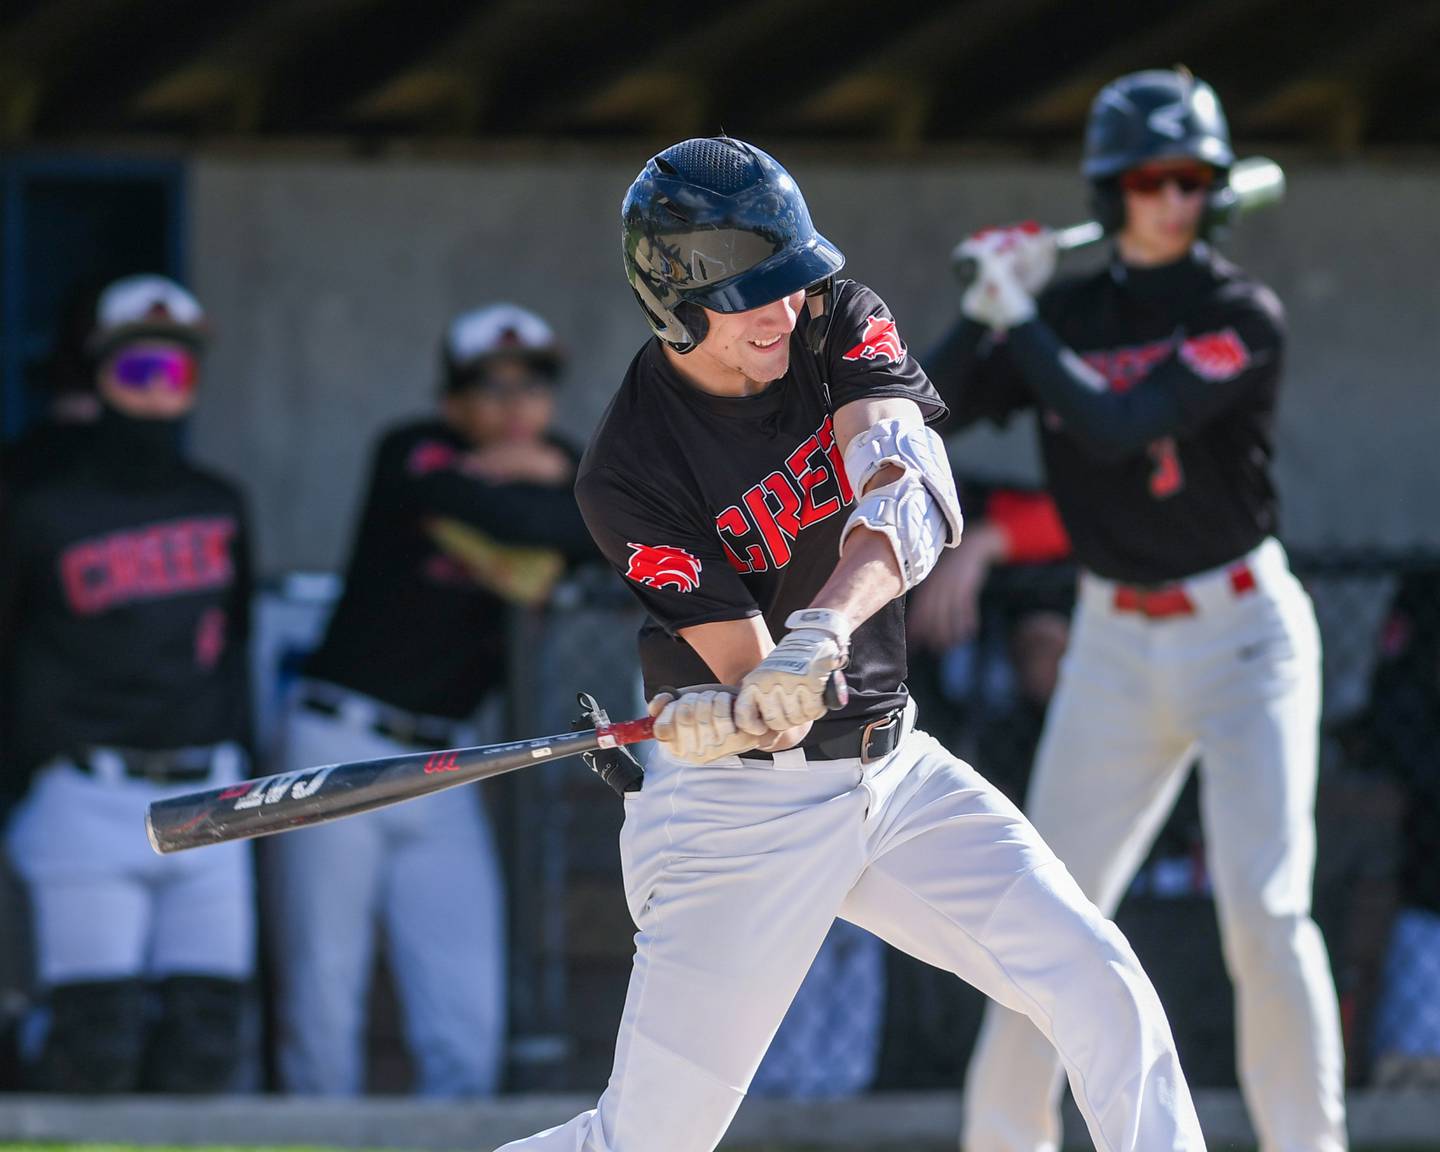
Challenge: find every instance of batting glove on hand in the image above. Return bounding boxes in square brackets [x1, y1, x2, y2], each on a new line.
[735, 609, 851, 734]
[961, 248, 1037, 331]
[953, 222, 1058, 296]
[649, 684, 760, 764]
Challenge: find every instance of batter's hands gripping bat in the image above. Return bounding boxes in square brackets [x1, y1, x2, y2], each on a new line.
[952, 156, 1286, 290]
[145, 711, 658, 854]
[145, 671, 848, 854]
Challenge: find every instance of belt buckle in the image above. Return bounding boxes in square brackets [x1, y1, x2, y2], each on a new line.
[859, 710, 902, 765]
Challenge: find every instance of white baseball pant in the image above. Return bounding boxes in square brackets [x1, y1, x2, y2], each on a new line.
[494, 706, 1204, 1152]
[965, 538, 1347, 1152]
[5, 750, 254, 986]
[267, 693, 506, 1097]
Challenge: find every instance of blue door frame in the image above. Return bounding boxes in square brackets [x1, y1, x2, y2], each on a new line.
[1, 153, 186, 441]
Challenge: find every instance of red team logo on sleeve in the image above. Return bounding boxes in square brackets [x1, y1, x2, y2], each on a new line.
[407, 440, 458, 475]
[841, 314, 906, 364]
[1178, 328, 1251, 381]
[625, 543, 703, 593]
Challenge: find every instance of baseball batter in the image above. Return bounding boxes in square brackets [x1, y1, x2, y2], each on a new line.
[494, 137, 1205, 1152]
[924, 70, 1347, 1152]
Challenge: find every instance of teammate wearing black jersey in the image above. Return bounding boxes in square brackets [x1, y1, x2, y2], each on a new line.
[269, 304, 592, 1097]
[925, 70, 1347, 1152]
[495, 137, 1203, 1152]
[0, 276, 254, 1093]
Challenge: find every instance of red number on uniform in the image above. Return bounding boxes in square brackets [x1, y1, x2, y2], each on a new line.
[1147, 437, 1185, 498]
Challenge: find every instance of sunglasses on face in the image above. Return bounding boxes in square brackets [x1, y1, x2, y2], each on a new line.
[1119, 165, 1217, 196]
[109, 347, 199, 393]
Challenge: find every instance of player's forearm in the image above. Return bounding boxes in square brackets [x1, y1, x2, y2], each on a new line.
[807, 520, 906, 631]
[418, 473, 591, 550]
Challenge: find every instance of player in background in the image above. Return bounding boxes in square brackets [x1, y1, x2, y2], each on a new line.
[267, 304, 593, 1097]
[0, 276, 255, 1092]
[924, 68, 1347, 1152]
[494, 136, 1205, 1152]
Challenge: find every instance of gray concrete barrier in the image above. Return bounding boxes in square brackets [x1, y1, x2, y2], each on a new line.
[0, 1090, 1436, 1149]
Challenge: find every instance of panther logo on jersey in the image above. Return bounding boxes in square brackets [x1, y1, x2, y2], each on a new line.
[625, 543, 702, 593]
[841, 314, 905, 364]
[1179, 328, 1251, 381]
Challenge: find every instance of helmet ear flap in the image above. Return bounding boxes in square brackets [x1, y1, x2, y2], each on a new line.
[627, 283, 704, 354]
[672, 301, 709, 351]
[1202, 178, 1238, 242]
[1089, 179, 1126, 235]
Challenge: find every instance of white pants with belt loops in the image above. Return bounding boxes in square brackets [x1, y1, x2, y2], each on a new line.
[965, 539, 1346, 1152]
[495, 707, 1204, 1152]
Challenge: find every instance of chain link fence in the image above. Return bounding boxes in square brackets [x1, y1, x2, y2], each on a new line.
[503, 551, 1440, 1094]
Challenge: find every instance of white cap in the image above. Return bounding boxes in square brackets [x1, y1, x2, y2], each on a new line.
[444, 303, 562, 382]
[89, 274, 208, 355]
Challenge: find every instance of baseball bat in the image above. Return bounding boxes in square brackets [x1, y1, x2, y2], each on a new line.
[952, 156, 1286, 289]
[145, 715, 657, 854]
[145, 671, 849, 854]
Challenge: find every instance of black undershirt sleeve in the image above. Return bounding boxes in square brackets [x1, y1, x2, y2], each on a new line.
[922, 317, 1034, 431]
[1005, 298, 1282, 462]
[1007, 320, 1184, 459]
[411, 472, 595, 558]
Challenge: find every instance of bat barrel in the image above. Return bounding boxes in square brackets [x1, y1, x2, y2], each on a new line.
[145, 727, 610, 854]
[1227, 156, 1285, 212]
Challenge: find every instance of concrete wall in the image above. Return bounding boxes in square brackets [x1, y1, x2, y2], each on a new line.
[3, 1090, 1440, 1148]
[188, 155, 1440, 573]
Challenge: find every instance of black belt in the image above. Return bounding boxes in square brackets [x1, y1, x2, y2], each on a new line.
[75, 746, 218, 784]
[744, 706, 907, 765]
[300, 695, 459, 748]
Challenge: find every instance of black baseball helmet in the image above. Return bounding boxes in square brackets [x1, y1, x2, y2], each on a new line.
[1083, 68, 1236, 235]
[621, 137, 846, 353]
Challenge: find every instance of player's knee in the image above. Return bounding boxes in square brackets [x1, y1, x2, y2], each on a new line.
[1004, 875, 1159, 1019]
[143, 975, 247, 1093]
[34, 979, 147, 1093]
[1219, 907, 1318, 976]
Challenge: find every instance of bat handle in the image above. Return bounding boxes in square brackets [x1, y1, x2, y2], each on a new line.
[598, 670, 847, 746]
[597, 716, 656, 747]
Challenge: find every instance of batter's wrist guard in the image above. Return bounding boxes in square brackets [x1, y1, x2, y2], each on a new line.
[783, 608, 853, 664]
[582, 744, 645, 796]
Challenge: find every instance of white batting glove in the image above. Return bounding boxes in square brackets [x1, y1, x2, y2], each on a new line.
[649, 685, 760, 764]
[953, 223, 1058, 295]
[961, 248, 1037, 331]
[735, 609, 851, 734]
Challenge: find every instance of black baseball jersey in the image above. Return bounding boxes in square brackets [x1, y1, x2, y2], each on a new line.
[576, 279, 946, 743]
[927, 244, 1284, 583]
[0, 413, 252, 795]
[305, 419, 594, 720]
